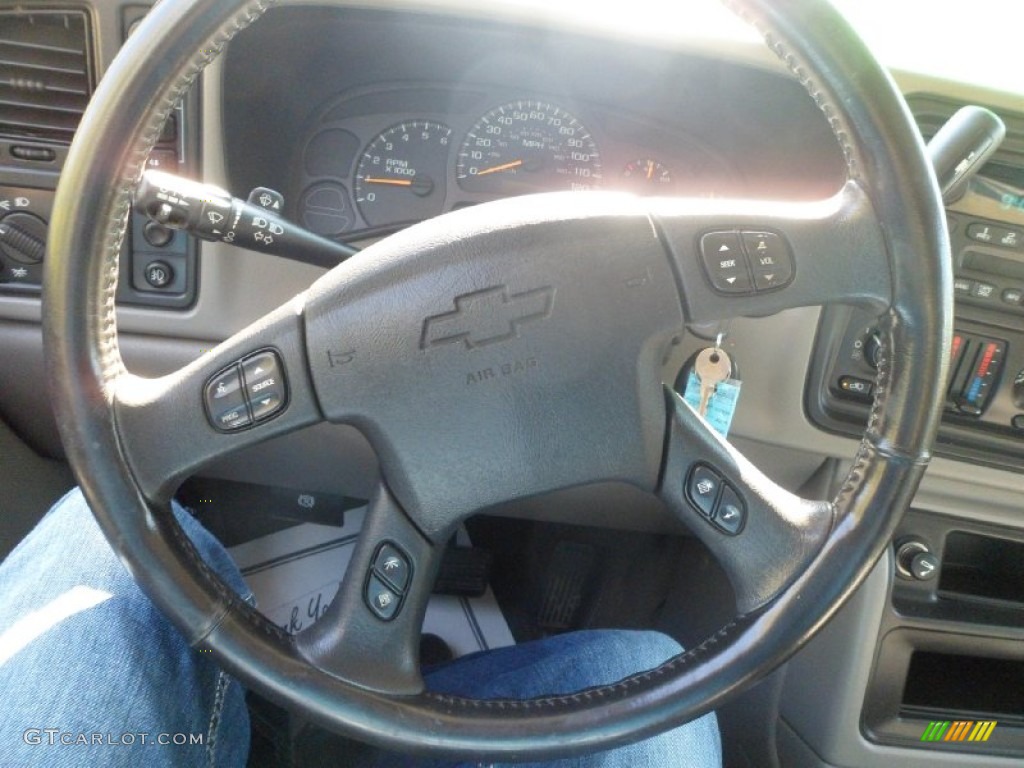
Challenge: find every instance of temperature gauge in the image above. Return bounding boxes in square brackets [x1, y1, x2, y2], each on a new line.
[621, 158, 673, 193]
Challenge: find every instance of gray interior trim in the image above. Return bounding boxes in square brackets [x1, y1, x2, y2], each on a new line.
[780, 552, 1024, 767]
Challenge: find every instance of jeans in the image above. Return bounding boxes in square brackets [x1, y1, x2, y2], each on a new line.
[0, 489, 721, 767]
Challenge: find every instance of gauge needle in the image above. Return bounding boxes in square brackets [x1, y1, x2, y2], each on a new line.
[363, 176, 435, 197]
[363, 177, 414, 186]
[474, 159, 523, 177]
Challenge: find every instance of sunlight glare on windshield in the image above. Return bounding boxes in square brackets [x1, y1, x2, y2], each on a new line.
[828, 0, 1018, 93]
[491, 0, 1018, 94]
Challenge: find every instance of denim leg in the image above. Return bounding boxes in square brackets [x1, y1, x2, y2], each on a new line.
[371, 629, 722, 768]
[0, 488, 251, 768]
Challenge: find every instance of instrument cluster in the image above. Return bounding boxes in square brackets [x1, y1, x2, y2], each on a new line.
[292, 85, 738, 239]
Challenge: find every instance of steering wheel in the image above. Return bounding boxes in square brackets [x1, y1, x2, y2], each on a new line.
[43, 0, 951, 759]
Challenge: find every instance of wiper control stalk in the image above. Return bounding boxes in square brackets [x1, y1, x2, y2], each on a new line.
[135, 170, 358, 268]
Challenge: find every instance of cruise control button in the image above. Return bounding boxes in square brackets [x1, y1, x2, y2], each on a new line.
[700, 232, 753, 294]
[687, 465, 722, 518]
[713, 486, 746, 536]
[373, 543, 411, 593]
[365, 574, 402, 621]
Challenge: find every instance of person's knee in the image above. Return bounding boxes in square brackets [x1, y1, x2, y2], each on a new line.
[567, 629, 684, 681]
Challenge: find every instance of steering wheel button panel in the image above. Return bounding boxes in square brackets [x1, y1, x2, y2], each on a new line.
[372, 542, 412, 593]
[365, 573, 403, 621]
[686, 464, 723, 518]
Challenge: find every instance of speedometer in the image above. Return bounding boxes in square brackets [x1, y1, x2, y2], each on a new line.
[456, 101, 601, 195]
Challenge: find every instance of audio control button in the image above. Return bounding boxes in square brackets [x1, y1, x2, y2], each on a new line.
[241, 350, 288, 423]
[971, 282, 997, 300]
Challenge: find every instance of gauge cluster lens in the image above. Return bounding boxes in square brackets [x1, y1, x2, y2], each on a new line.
[354, 121, 452, 227]
[457, 101, 601, 195]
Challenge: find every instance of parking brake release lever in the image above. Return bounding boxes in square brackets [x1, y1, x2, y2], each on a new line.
[135, 170, 358, 268]
[926, 105, 1005, 204]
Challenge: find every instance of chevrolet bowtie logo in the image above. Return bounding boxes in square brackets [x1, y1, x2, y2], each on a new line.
[420, 285, 555, 350]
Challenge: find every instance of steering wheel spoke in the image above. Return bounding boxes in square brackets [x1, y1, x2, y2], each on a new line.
[296, 483, 443, 695]
[650, 180, 892, 324]
[113, 296, 322, 503]
[657, 388, 833, 614]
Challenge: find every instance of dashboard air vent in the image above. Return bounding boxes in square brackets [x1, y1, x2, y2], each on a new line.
[0, 10, 93, 144]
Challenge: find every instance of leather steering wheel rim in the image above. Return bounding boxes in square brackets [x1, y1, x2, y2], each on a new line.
[43, 0, 951, 759]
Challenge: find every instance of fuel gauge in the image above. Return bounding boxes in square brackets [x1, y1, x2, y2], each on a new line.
[621, 158, 673, 193]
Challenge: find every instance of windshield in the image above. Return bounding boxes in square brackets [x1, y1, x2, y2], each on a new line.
[484, 0, 1020, 95]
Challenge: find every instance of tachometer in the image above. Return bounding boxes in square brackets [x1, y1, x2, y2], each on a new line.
[354, 121, 452, 228]
[456, 101, 601, 195]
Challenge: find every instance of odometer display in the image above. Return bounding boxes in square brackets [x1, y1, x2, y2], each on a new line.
[457, 101, 601, 195]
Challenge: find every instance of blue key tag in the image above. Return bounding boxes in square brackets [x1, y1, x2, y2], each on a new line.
[683, 372, 742, 438]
